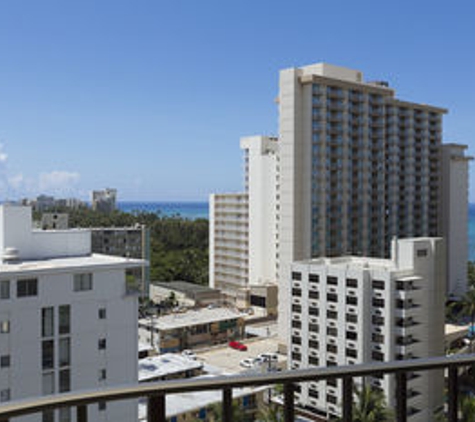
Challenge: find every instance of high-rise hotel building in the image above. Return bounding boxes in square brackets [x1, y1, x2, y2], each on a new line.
[278, 63, 471, 340]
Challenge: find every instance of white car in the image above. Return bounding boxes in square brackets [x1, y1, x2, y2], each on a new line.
[182, 350, 197, 360]
[240, 358, 265, 369]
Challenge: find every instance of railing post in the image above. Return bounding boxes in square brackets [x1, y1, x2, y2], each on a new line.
[148, 394, 166, 422]
[77, 404, 87, 422]
[396, 371, 407, 422]
[222, 387, 232, 422]
[448, 365, 458, 422]
[342, 376, 353, 422]
[284, 382, 295, 422]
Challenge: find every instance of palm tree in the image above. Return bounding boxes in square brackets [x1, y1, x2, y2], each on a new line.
[461, 395, 475, 422]
[256, 404, 283, 422]
[351, 384, 393, 422]
[451, 288, 475, 351]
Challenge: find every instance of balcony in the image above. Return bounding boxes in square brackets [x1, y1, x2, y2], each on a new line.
[1, 354, 474, 422]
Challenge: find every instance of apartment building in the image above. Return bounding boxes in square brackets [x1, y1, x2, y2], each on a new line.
[209, 136, 278, 314]
[289, 237, 445, 421]
[91, 188, 117, 213]
[278, 62, 470, 340]
[0, 205, 144, 422]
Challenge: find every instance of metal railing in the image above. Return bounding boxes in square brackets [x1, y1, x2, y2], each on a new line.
[1, 353, 475, 422]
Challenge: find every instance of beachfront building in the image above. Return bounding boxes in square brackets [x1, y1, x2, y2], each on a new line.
[209, 136, 279, 315]
[289, 237, 445, 421]
[91, 188, 117, 213]
[138, 307, 245, 353]
[277, 62, 471, 341]
[0, 205, 145, 422]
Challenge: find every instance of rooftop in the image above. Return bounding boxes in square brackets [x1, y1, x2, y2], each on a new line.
[153, 281, 220, 295]
[139, 354, 203, 382]
[139, 307, 244, 331]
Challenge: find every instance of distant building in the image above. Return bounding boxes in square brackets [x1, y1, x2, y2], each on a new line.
[150, 281, 222, 308]
[139, 354, 204, 382]
[138, 307, 245, 353]
[209, 136, 279, 316]
[289, 237, 445, 421]
[90, 226, 150, 296]
[0, 205, 145, 422]
[91, 188, 117, 213]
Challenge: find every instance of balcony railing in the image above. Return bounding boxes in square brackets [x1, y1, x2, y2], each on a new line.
[1, 354, 475, 422]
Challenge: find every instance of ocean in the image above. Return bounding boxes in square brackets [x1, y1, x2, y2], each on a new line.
[118, 201, 475, 261]
[118, 201, 209, 220]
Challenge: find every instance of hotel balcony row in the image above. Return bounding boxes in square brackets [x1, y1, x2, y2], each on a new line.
[0, 354, 474, 422]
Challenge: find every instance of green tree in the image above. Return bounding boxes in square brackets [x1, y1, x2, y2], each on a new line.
[450, 288, 475, 351]
[351, 384, 393, 422]
[256, 404, 283, 422]
[468, 261, 475, 289]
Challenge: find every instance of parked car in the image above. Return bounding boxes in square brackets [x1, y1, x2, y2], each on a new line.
[240, 357, 264, 369]
[228, 341, 248, 351]
[181, 350, 197, 360]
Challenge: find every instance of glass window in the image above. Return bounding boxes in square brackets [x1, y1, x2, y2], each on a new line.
[0, 320, 10, 333]
[42, 372, 55, 395]
[17, 279, 38, 297]
[59, 305, 70, 335]
[98, 308, 106, 319]
[0, 388, 10, 402]
[0, 355, 10, 368]
[59, 369, 70, 393]
[59, 407, 71, 422]
[98, 338, 107, 350]
[99, 369, 107, 381]
[42, 307, 54, 337]
[0, 280, 10, 299]
[59, 338, 70, 367]
[42, 410, 54, 422]
[291, 272, 302, 281]
[98, 402, 107, 411]
[42, 340, 54, 370]
[73, 273, 93, 291]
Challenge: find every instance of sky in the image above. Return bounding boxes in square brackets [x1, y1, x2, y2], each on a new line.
[0, 0, 475, 202]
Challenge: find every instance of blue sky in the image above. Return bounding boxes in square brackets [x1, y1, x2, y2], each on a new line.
[0, 0, 474, 201]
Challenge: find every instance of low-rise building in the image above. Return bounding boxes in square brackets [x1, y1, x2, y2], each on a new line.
[138, 307, 245, 353]
[149, 281, 222, 308]
[139, 354, 203, 382]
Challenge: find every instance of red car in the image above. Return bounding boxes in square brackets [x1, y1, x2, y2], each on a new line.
[228, 341, 247, 351]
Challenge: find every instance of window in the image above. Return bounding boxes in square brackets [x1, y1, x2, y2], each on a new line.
[42, 307, 54, 337]
[327, 344, 337, 354]
[42, 340, 54, 370]
[309, 274, 319, 283]
[327, 327, 338, 336]
[309, 323, 319, 333]
[346, 296, 358, 305]
[59, 407, 71, 422]
[346, 278, 358, 288]
[0, 388, 10, 402]
[59, 305, 70, 335]
[292, 336, 301, 345]
[42, 410, 55, 422]
[291, 304, 302, 313]
[309, 307, 319, 316]
[346, 331, 357, 340]
[327, 276, 338, 285]
[309, 290, 319, 300]
[0, 355, 10, 368]
[372, 298, 385, 308]
[372, 315, 384, 326]
[291, 352, 301, 361]
[73, 273, 93, 291]
[346, 313, 357, 323]
[17, 278, 38, 297]
[372, 279, 385, 290]
[416, 249, 428, 257]
[372, 351, 384, 361]
[98, 338, 107, 350]
[99, 368, 107, 381]
[309, 340, 319, 349]
[0, 280, 9, 299]
[59, 338, 71, 367]
[59, 369, 70, 393]
[98, 308, 107, 319]
[0, 320, 10, 333]
[309, 356, 319, 366]
[327, 310, 337, 319]
[292, 288, 301, 297]
[291, 272, 302, 281]
[346, 348, 357, 358]
[327, 293, 338, 303]
[372, 333, 384, 344]
[42, 372, 55, 395]
[98, 401, 107, 411]
[292, 319, 301, 329]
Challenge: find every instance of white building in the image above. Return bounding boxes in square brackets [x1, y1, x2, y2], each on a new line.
[91, 188, 117, 213]
[277, 62, 471, 341]
[0, 205, 144, 422]
[289, 238, 445, 421]
[209, 136, 278, 314]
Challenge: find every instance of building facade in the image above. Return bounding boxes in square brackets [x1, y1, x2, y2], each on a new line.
[209, 136, 279, 314]
[0, 205, 144, 422]
[289, 237, 445, 421]
[91, 188, 117, 213]
[278, 62, 470, 340]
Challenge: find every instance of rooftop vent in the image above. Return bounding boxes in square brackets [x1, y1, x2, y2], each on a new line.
[3, 247, 19, 263]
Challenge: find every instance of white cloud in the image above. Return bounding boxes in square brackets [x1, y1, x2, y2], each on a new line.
[0, 144, 8, 163]
[38, 171, 80, 194]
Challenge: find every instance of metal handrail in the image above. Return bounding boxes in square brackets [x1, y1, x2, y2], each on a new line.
[1, 353, 475, 422]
